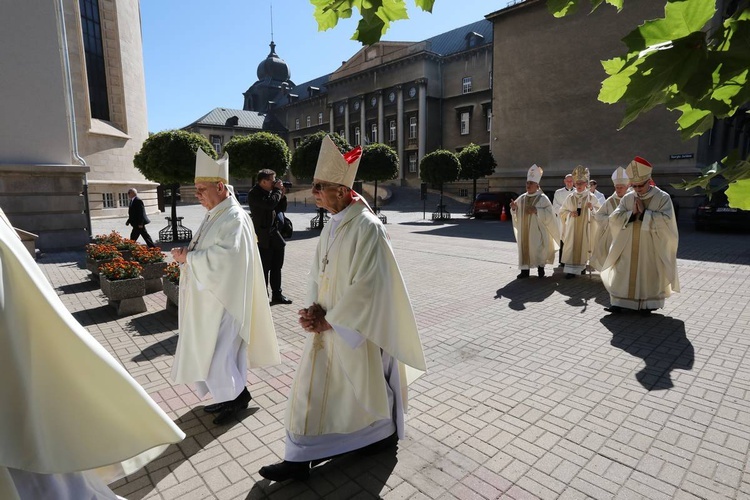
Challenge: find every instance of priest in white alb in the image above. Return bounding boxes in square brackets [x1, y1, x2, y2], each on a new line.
[259, 135, 427, 482]
[510, 164, 559, 279]
[560, 165, 601, 278]
[590, 167, 629, 271]
[170, 149, 280, 426]
[0, 207, 185, 499]
[552, 173, 574, 265]
[601, 157, 680, 314]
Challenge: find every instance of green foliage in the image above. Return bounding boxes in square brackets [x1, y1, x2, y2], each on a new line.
[134, 130, 216, 185]
[672, 150, 750, 193]
[358, 143, 399, 182]
[224, 132, 291, 179]
[419, 149, 460, 188]
[290, 131, 350, 181]
[457, 143, 496, 180]
[310, 0, 435, 45]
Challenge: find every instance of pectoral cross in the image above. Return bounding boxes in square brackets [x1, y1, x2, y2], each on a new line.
[321, 257, 329, 273]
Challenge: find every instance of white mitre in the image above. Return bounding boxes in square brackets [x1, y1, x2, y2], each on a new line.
[527, 164, 543, 184]
[313, 135, 362, 188]
[195, 148, 229, 183]
[611, 167, 629, 186]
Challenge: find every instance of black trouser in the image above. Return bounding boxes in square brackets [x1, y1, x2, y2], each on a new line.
[259, 241, 285, 295]
[130, 226, 155, 247]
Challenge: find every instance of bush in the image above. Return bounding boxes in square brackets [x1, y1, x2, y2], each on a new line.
[165, 262, 180, 284]
[99, 258, 142, 281]
[86, 244, 121, 261]
[93, 231, 125, 246]
[131, 246, 165, 264]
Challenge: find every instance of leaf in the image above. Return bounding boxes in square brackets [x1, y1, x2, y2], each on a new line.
[599, 57, 640, 103]
[672, 104, 714, 139]
[414, 0, 435, 13]
[547, 0, 578, 18]
[622, 0, 716, 53]
[726, 178, 750, 210]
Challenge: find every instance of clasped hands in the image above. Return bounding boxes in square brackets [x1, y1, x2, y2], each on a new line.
[298, 303, 331, 334]
[569, 202, 593, 217]
[632, 197, 645, 216]
[171, 247, 188, 264]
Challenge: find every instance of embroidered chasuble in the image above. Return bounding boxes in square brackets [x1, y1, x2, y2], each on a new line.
[553, 187, 573, 234]
[172, 196, 279, 387]
[511, 192, 559, 269]
[601, 187, 679, 310]
[590, 194, 622, 271]
[560, 191, 600, 271]
[285, 197, 426, 437]
[0, 209, 185, 498]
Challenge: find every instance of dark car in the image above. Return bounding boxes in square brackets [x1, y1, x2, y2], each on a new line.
[163, 187, 181, 203]
[471, 191, 518, 219]
[695, 188, 750, 231]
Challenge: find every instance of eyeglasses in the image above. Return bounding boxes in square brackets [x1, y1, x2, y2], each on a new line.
[631, 181, 649, 188]
[311, 182, 339, 191]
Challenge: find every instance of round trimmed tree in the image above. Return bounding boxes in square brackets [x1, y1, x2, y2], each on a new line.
[458, 143, 496, 205]
[358, 143, 399, 211]
[290, 131, 350, 183]
[420, 149, 461, 218]
[224, 131, 290, 181]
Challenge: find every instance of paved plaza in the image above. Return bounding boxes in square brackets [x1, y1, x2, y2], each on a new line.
[38, 188, 750, 499]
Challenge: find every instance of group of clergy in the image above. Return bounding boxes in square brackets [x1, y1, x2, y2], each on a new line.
[510, 156, 680, 315]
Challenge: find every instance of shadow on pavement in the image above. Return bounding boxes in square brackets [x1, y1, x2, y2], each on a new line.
[247, 446, 398, 499]
[126, 309, 177, 336]
[601, 314, 694, 390]
[494, 274, 558, 310]
[71, 304, 113, 327]
[57, 279, 101, 294]
[552, 270, 610, 312]
[402, 218, 517, 242]
[132, 334, 179, 361]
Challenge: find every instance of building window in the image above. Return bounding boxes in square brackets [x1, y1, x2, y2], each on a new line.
[460, 112, 470, 135]
[295, 118, 300, 130]
[118, 192, 129, 207]
[371, 123, 378, 143]
[459, 188, 468, 197]
[80, 0, 109, 120]
[306, 115, 311, 127]
[462, 77, 472, 94]
[210, 135, 222, 154]
[102, 193, 115, 208]
[486, 109, 492, 132]
[389, 120, 396, 142]
[318, 112, 323, 125]
[354, 127, 361, 145]
[409, 154, 417, 173]
[409, 117, 417, 139]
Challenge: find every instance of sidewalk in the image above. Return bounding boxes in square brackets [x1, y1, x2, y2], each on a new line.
[42, 203, 750, 499]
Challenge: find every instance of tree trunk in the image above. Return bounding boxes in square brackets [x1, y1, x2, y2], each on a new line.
[171, 182, 179, 241]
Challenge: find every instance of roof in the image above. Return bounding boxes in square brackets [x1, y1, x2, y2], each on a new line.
[289, 73, 332, 100]
[187, 107, 265, 129]
[421, 19, 493, 56]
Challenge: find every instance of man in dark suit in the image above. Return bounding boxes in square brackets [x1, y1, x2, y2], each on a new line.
[248, 170, 292, 305]
[126, 188, 155, 247]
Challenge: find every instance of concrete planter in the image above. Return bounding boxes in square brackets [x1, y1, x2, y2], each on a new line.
[85, 258, 114, 280]
[162, 277, 179, 315]
[100, 275, 147, 316]
[140, 261, 167, 293]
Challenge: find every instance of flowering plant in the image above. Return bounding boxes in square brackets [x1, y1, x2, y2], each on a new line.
[93, 231, 124, 246]
[85, 244, 121, 261]
[99, 258, 142, 281]
[116, 238, 140, 251]
[131, 246, 166, 264]
[164, 262, 180, 283]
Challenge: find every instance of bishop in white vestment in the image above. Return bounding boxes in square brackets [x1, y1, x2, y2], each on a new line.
[560, 166, 601, 277]
[259, 135, 427, 482]
[510, 164, 559, 278]
[171, 149, 280, 426]
[590, 167, 629, 271]
[552, 174, 574, 264]
[0, 208, 185, 500]
[601, 157, 680, 314]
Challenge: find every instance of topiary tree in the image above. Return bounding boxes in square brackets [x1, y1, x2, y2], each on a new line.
[134, 130, 216, 241]
[457, 143, 497, 206]
[290, 131, 351, 228]
[420, 149, 461, 218]
[224, 131, 290, 181]
[357, 143, 399, 212]
[290, 131, 350, 182]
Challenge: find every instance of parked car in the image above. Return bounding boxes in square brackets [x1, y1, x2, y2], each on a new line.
[694, 187, 750, 231]
[471, 191, 518, 219]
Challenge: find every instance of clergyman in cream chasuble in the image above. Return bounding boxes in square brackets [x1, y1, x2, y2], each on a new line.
[590, 193, 623, 272]
[284, 197, 426, 459]
[171, 196, 280, 401]
[511, 192, 560, 269]
[560, 191, 601, 274]
[0, 208, 185, 500]
[601, 187, 680, 310]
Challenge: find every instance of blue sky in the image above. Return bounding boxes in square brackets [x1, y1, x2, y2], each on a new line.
[141, 1, 511, 133]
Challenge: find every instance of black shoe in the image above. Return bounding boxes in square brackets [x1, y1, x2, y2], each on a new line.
[203, 402, 226, 414]
[565, 273, 576, 279]
[358, 432, 398, 456]
[639, 308, 654, 316]
[212, 388, 251, 425]
[581, 270, 586, 275]
[270, 294, 293, 305]
[516, 270, 530, 279]
[537, 267, 545, 278]
[604, 305, 624, 314]
[259, 461, 311, 482]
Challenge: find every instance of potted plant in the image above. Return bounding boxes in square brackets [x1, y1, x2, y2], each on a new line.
[115, 238, 139, 260]
[131, 245, 167, 293]
[98, 258, 147, 315]
[93, 231, 124, 246]
[85, 244, 121, 278]
[162, 262, 180, 313]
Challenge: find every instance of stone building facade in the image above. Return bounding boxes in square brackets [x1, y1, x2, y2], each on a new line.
[0, 0, 155, 249]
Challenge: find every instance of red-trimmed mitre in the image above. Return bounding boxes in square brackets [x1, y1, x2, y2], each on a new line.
[344, 146, 362, 165]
